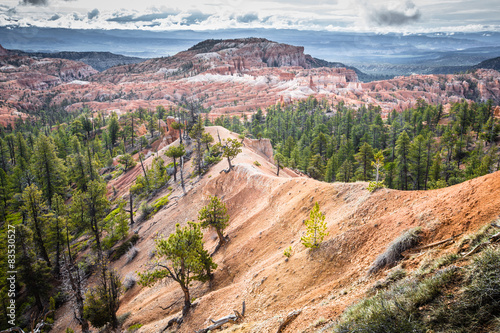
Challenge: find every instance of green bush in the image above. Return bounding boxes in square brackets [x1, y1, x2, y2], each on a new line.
[367, 181, 385, 192]
[283, 246, 292, 258]
[127, 323, 143, 332]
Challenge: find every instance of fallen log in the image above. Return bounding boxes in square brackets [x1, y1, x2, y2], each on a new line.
[463, 232, 500, 258]
[409, 233, 463, 253]
[490, 231, 500, 242]
[276, 310, 302, 333]
[196, 301, 245, 333]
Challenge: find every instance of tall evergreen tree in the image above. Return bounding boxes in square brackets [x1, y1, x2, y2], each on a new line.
[396, 131, 411, 190]
[22, 184, 51, 267]
[355, 142, 374, 181]
[32, 134, 67, 206]
[409, 134, 427, 190]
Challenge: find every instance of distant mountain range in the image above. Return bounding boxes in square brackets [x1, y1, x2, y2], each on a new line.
[2, 27, 500, 77]
[9, 50, 144, 71]
[2, 34, 499, 82]
[472, 57, 500, 71]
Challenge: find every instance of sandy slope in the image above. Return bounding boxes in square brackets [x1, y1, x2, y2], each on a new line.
[53, 126, 500, 333]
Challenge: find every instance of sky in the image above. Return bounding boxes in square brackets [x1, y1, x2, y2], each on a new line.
[0, 0, 499, 33]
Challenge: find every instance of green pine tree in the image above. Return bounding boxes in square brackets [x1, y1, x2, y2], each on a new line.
[301, 202, 328, 249]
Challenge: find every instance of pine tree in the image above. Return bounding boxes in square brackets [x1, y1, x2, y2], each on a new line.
[430, 152, 442, 182]
[82, 180, 110, 259]
[198, 195, 229, 247]
[32, 134, 67, 206]
[108, 113, 120, 146]
[372, 150, 384, 182]
[138, 222, 215, 316]
[215, 138, 242, 171]
[118, 153, 136, 171]
[308, 154, 325, 180]
[325, 155, 338, 182]
[17, 225, 52, 311]
[0, 168, 10, 221]
[301, 202, 328, 249]
[396, 131, 411, 190]
[189, 116, 205, 176]
[171, 121, 184, 144]
[22, 184, 51, 267]
[84, 262, 121, 329]
[355, 142, 374, 181]
[274, 152, 285, 176]
[165, 144, 185, 182]
[409, 134, 426, 190]
[50, 194, 66, 276]
[337, 160, 354, 182]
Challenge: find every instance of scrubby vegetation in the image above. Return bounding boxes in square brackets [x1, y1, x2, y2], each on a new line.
[331, 225, 500, 333]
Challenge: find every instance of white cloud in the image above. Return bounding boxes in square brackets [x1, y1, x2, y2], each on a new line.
[0, 0, 499, 32]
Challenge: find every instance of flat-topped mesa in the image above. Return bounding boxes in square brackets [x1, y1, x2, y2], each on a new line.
[187, 37, 310, 69]
[96, 37, 318, 80]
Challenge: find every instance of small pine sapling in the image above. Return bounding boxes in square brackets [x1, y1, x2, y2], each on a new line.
[301, 202, 329, 249]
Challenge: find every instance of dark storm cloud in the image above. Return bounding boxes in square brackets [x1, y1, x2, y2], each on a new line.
[21, 0, 48, 6]
[237, 13, 259, 23]
[368, 1, 421, 26]
[87, 8, 99, 20]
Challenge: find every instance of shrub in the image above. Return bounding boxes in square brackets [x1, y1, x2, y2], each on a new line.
[118, 312, 131, 325]
[334, 266, 456, 333]
[126, 246, 139, 264]
[138, 201, 153, 220]
[368, 227, 421, 275]
[283, 246, 292, 258]
[367, 181, 385, 192]
[253, 160, 261, 166]
[152, 195, 169, 215]
[128, 323, 143, 332]
[434, 247, 500, 331]
[110, 234, 140, 261]
[123, 273, 137, 291]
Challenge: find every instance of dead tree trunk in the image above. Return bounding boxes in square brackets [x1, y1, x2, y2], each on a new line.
[127, 192, 134, 225]
[276, 309, 302, 333]
[196, 301, 245, 333]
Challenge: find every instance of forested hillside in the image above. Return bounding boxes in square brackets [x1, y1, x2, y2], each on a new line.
[0, 95, 499, 332]
[0, 106, 183, 330]
[213, 97, 500, 190]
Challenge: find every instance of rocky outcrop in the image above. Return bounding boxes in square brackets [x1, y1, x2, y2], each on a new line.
[94, 38, 314, 82]
[1, 39, 499, 121]
[0, 44, 9, 56]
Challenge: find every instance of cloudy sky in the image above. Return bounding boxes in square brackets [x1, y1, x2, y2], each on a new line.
[0, 0, 499, 32]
